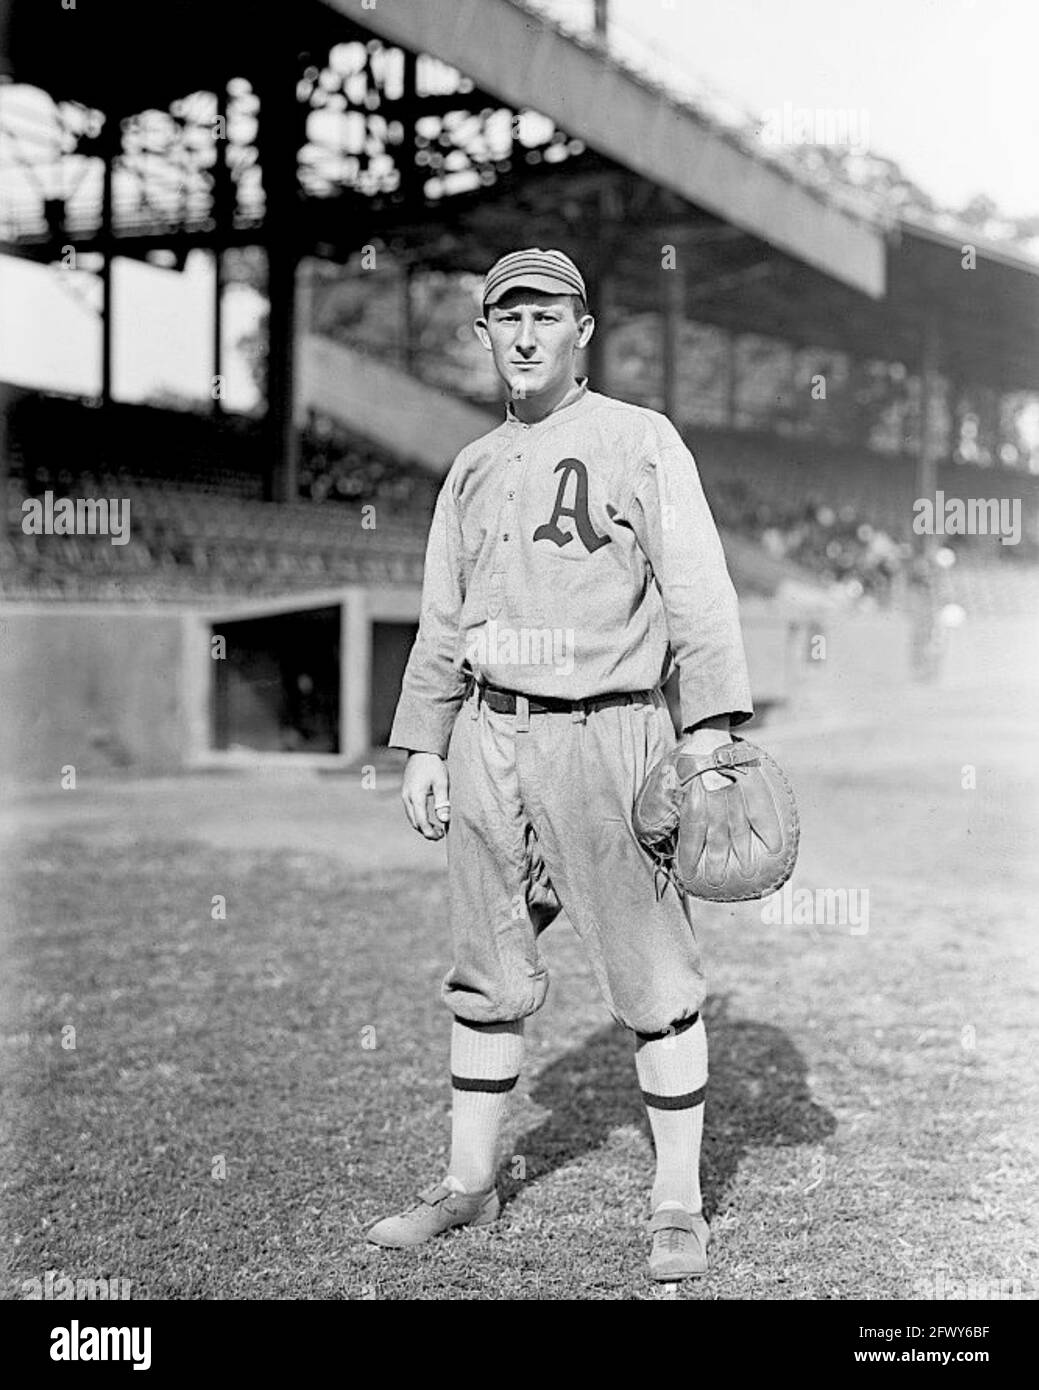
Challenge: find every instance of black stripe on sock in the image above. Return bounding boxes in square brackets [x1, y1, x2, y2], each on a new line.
[454, 1016, 521, 1032]
[634, 1011, 700, 1043]
[451, 1074, 519, 1094]
[641, 1083, 707, 1111]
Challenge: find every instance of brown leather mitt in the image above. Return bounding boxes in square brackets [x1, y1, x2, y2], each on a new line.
[632, 736, 799, 902]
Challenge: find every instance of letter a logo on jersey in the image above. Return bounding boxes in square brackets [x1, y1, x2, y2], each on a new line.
[532, 458, 612, 553]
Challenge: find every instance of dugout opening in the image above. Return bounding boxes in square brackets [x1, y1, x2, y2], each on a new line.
[211, 605, 341, 755]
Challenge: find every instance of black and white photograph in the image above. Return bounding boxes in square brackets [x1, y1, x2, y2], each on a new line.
[0, 0, 1035, 1345]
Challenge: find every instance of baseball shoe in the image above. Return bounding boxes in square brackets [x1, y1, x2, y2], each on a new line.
[647, 1205, 710, 1281]
[365, 1181, 500, 1248]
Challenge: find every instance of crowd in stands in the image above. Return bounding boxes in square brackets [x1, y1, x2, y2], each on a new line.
[708, 475, 908, 602]
[298, 411, 438, 512]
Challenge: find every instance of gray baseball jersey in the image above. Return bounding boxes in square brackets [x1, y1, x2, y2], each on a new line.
[389, 377, 753, 757]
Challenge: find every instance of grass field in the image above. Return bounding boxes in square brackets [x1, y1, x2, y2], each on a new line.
[1, 627, 1037, 1301]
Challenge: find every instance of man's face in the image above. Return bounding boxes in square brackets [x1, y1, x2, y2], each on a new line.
[474, 289, 594, 401]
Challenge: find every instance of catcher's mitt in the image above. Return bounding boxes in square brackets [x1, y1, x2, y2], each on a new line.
[633, 736, 799, 902]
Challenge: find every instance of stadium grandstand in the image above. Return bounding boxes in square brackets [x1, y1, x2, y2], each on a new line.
[1, 0, 1037, 774]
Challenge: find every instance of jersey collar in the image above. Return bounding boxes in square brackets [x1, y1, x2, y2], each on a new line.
[504, 376, 589, 428]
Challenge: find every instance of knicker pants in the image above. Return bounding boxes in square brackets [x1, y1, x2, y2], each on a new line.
[442, 685, 705, 1036]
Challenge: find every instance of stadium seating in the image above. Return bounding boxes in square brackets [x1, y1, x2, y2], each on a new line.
[3, 389, 1036, 612]
[689, 425, 1039, 547]
[1, 491, 429, 600]
[689, 424, 1039, 607]
[2, 391, 433, 601]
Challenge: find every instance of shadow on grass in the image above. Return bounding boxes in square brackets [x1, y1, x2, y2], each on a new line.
[500, 993, 835, 1218]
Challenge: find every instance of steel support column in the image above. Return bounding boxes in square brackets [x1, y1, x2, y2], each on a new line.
[916, 316, 941, 554]
[586, 259, 611, 394]
[662, 254, 686, 423]
[256, 48, 304, 503]
[211, 85, 231, 416]
[100, 116, 116, 407]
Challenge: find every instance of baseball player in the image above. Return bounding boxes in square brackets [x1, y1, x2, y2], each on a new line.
[366, 248, 753, 1281]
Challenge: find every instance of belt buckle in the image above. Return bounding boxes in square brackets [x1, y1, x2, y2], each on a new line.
[469, 675, 484, 719]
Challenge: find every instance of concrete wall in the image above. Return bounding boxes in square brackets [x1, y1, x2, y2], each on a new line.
[777, 607, 1039, 731]
[5, 593, 963, 781]
[0, 589, 425, 782]
[0, 606, 191, 781]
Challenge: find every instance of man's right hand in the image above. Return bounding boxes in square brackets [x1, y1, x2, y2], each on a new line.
[401, 752, 451, 840]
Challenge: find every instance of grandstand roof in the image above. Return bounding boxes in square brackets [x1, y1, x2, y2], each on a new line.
[0, 0, 320, 113]
[2, 0, 1037, 392]
[1, 0, 883, 290]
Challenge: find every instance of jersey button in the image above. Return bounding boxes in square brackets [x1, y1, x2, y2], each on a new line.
[507, 490, 515, 500]
[503, 533, 510, 541]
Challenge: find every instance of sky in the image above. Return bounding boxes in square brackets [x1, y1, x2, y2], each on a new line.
[1, 0, 1036, 404]
[0, 252, 263, 409]
[541, 0, 1038, 217]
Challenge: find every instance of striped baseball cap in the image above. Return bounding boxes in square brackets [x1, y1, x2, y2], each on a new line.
[481, 248, 587, 308]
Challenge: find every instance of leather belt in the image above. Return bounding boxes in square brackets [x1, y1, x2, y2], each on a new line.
[471, 679, 651, 716]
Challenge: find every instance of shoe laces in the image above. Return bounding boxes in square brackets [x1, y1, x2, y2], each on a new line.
[656, 1226, 688, 1256]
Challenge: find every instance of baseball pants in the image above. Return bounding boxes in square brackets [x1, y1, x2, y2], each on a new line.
[442, 683, 706, 1036]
